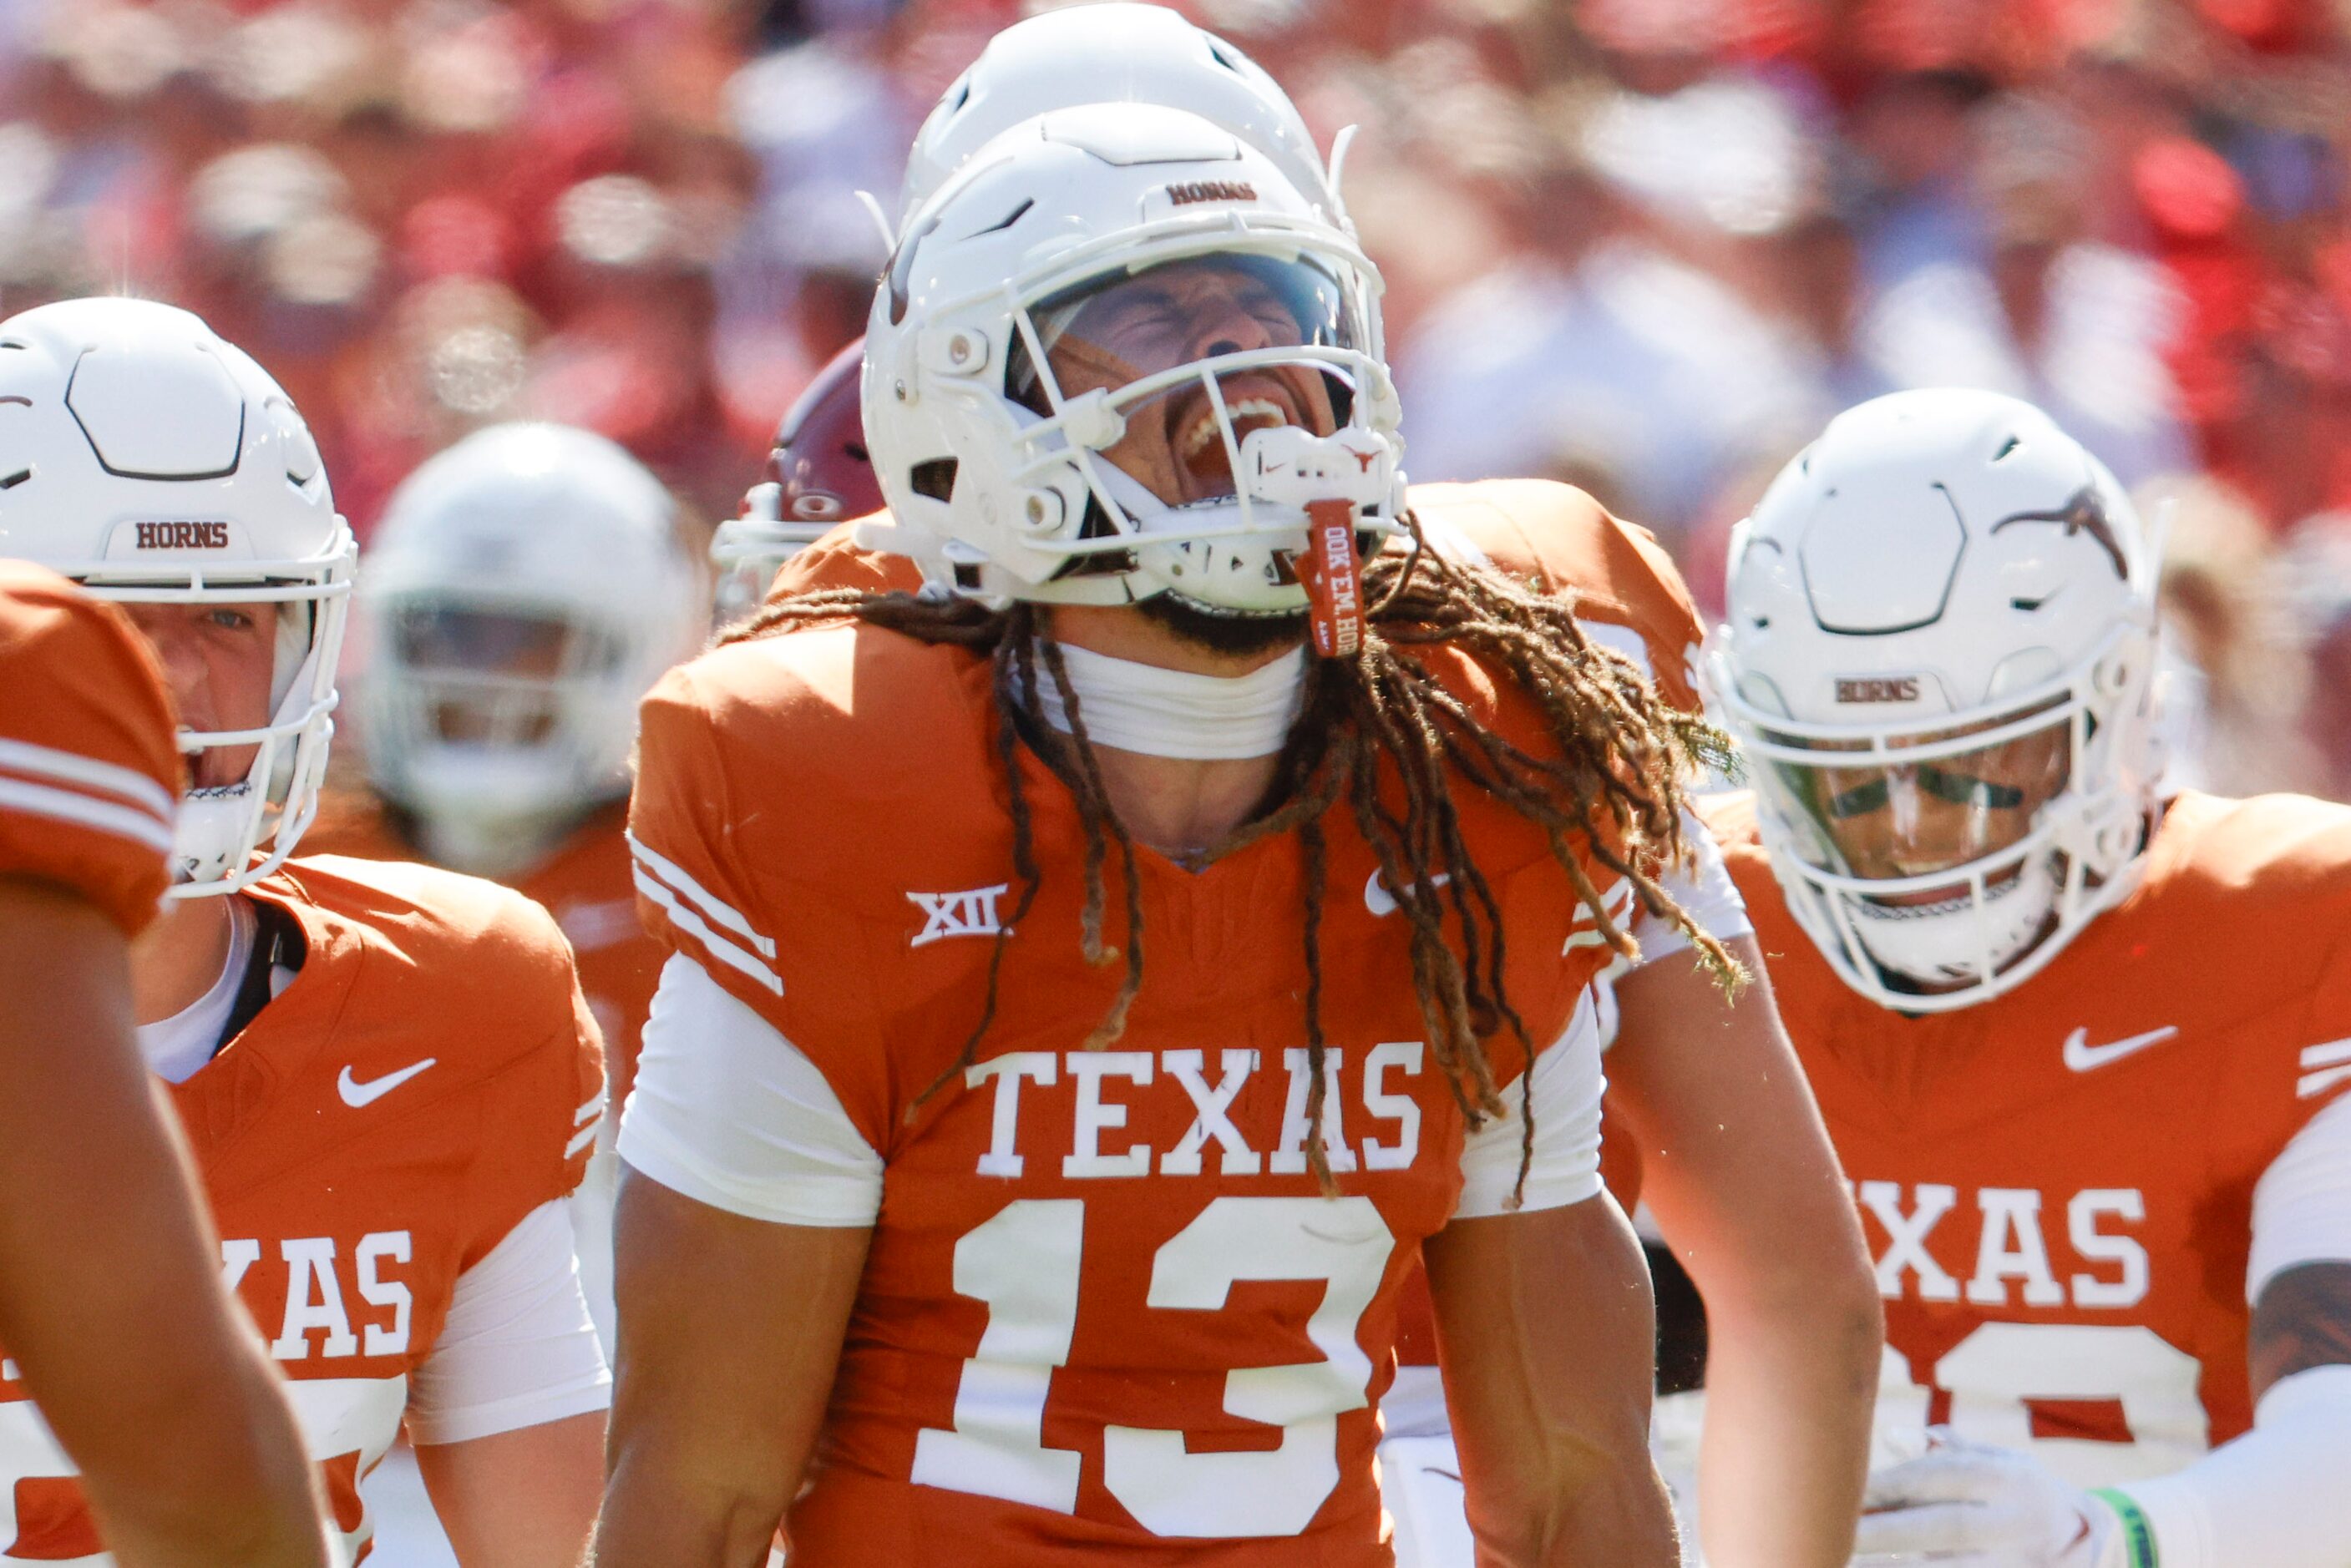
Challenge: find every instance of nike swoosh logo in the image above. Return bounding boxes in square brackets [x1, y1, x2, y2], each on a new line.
[1365, 869, 1449, 918]
[2062, 1027, 2178, 1072]
[337, 1058, 438, 1108]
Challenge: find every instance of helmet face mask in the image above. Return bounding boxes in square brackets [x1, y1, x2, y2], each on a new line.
[1714, 388, 2165, 1011]
[862, 105, 1404, 615]
[0, 296, 354, 898]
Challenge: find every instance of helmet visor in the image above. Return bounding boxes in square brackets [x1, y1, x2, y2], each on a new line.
[1755, 701, 2074, 888]
[1009, 250, 1365, 506]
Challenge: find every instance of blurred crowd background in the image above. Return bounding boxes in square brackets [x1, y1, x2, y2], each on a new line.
[8, 0, 2351, 802]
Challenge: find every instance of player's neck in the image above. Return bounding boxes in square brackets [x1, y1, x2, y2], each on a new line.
[129, 894, 239, 1027]
[1044, 606, 1293, 860]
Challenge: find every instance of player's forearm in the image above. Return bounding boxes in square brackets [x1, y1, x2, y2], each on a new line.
[590, 1454, 787, 1568]
[1431, 1201, 1680, 1566]
[1472, 1441, 1679, 1567]
[1693, 1276, 1877, 1568]
[0, 912, 330, 1566]
[79, 1338, 329, 1568]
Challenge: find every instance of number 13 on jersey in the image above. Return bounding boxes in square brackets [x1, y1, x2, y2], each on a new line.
[912, 1196, 1396, 1538]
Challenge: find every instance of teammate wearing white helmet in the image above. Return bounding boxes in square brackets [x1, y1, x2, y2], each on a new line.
[0, 297, 611, 1566]
[1707, 387, 2351, 1566]
[350, 422, 704, 880]
[595, 104, 1760, 1566]
[324, 420, 706, 1349]
[777, 9, 1882, 1564]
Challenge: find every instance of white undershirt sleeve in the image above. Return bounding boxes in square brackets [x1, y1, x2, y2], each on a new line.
[2110, 1365, 2351, 1568]
[2246, 1086, 2351, 1300]
[1453, 994, 1606, 1219]
[2093, 1091, 2351, 1565]
[616, 953, 884, 1227]
[403, 1199, 611, 1446]
[1627, 810, 1752, 969]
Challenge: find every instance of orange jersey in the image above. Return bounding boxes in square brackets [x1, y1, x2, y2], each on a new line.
[0, 563, 179, 934]
[630, 483, 1662, 1565]
[307, 797, 656, 1108]
[1702, 788, 2351, 1483]
[0, 854, 603, 1561]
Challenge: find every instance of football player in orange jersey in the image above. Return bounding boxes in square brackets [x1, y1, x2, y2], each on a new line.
[1707, 387, 2351, 1566]
[326, 422, 705, 1345]
[0, 563, 332, 1567]
[595, 100, 1832, 1568]
[706, 10, 1882, 1565]
[0, 297, 611, 1566]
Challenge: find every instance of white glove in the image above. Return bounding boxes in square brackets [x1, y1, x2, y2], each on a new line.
[1851, 1431, 2125, 1567]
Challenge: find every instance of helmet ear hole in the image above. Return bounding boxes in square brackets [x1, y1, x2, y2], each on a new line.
[910, 458, 959, 502]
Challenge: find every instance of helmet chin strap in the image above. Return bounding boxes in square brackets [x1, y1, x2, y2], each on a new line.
[1847, 852, 2060, 989]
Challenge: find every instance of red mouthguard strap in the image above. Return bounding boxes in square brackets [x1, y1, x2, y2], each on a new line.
[1299, 498, 1365, 659]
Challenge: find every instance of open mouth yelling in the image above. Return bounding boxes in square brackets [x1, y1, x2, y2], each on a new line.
[1166, 372, 1306, 503]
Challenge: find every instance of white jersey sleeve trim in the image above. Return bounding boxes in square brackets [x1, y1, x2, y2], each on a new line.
[2247, 1086, 2351, 1302]
[616, 953, 884, 1228]
[403, 1199, 611, 1447]
[1452, 993, 1605, 1219]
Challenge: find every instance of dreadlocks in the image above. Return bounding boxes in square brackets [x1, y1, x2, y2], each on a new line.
[724, 513, 1743, 1201]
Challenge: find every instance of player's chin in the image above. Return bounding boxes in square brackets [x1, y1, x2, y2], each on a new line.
[1140, 594, 1310, 660]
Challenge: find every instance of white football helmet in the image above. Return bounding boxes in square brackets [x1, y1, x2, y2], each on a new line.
[901, 3, 1342, 230]
[355, 423, 703, 875]
[1712, 388, 2164, 1011]
[862, 104, 1404, 616]
[0, 296, 353, 898]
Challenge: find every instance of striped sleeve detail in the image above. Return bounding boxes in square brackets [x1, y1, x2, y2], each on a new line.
[627, 833, 783, 995]
[0, 736, 177, 820]
[0, 736, 176, 855]
[2298, 1039, 2351, 1101]
[565, 1090, 605, 1159]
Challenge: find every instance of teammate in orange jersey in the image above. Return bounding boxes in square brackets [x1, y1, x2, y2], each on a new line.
[1707, 387, 2351, 1566]
[775, 478, 1877, 1565]
[0, 297, 611, 1566]
[0, 563, 332, 1568]
[721, 10, 1882, 1564]
[594, 107, 1752, 1567]
[321, 422, 705, 1343]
